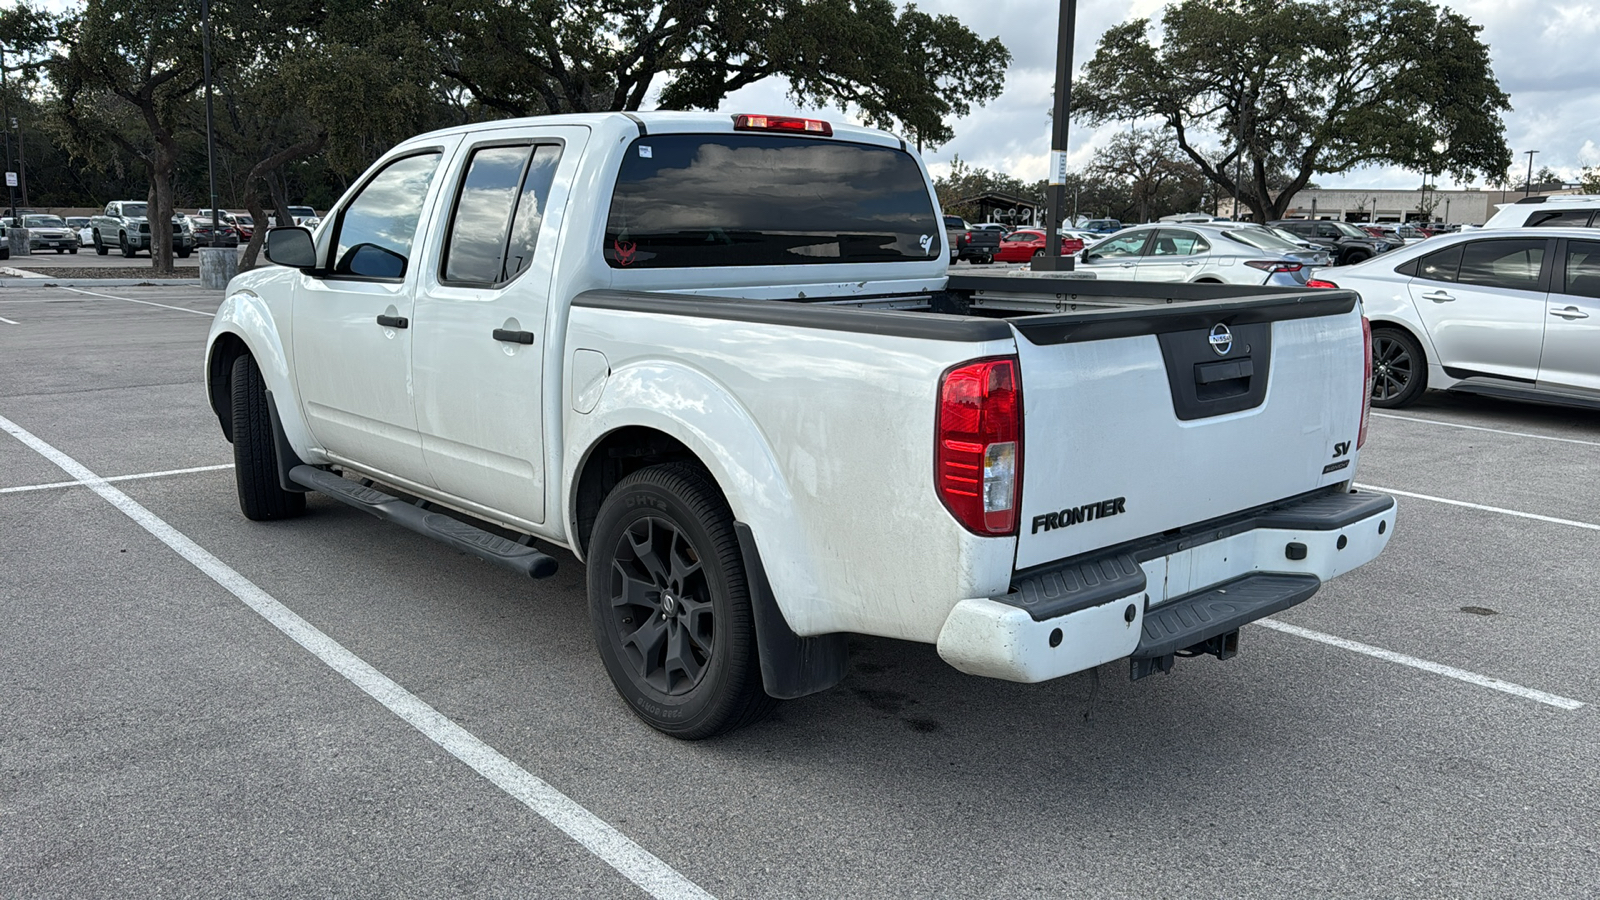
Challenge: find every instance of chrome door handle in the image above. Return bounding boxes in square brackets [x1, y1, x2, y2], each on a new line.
[1550, 306, 1590, 320]
[1422, 291, 1455, 303]
[1183, 260, 1201, 266]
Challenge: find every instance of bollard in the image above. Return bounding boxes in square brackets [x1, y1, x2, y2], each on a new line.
[198, 245, 239, 289]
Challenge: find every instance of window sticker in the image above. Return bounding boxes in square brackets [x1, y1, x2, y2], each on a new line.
[638, 145, 652, 158]
[919, 234, 933, 255]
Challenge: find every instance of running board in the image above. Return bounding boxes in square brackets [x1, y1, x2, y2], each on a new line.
[288, 465, 558, 579]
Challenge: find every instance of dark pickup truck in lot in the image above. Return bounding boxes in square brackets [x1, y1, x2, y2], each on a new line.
[944, 215, 999, 264]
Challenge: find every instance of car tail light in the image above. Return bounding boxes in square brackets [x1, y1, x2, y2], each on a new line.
[731, 114, 833, 136]
[936, 357, 1022, 535]
[1306, 279, 1339, 289]
[1245, 260, 1303, 273]
[1359, 316, 1372, 450]
[965, 231, 973, 241]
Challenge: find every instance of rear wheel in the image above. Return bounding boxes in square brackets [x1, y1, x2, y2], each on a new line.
[229, 354, 306, 520]
[1371, 327, 1426, 408]
[1342, 251, 1371, 265]
[588, 463, 774, 739]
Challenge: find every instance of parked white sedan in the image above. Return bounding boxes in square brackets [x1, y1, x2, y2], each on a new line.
[1315, 227, 1600, 409]
[1077, 223, 1325, 287]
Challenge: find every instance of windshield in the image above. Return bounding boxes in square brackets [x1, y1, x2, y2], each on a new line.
[288, 206, 315, 217]
[1222, 227, 1304, 252]
[121, 203, 148, 218]
[1330, 221, 1370, 238]
[23, 215, 65, 227]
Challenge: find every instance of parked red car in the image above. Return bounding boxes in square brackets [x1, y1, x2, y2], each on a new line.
[994, 228, 1085, 263]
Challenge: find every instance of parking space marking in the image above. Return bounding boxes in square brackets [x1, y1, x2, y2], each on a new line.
[1372, 412, 1600, 449]
[0, 463, 234, 494]
[0, 412, 715, 900]
[1257, 618, 1585, 710]
[57, 286, 216, 316]
[0, 315, 18, 325]
[1356, 483, 1600, 533]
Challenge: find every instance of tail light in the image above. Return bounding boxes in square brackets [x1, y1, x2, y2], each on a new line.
[1359, 316, 1372, 449]
[731, 114, 833, 136]
[1245, 260, 1303, 273]
[1306, 279, 1339, 289]
[936, 357, 1022, 535]
[965, 231, 973, 242]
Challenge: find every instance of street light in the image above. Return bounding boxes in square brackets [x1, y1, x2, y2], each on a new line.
[1524, 149, 1539, 198]
[202, 0, 219, 248]
[1037, 0, 1077, 272]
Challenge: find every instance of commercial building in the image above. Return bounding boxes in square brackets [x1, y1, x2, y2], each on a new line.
[1223, 187, 1586, 227]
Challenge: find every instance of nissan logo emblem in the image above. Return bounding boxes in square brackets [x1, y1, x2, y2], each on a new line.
[1209, 323, 1233, 356]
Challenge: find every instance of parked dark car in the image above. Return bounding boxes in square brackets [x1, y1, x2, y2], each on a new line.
[942, 215, 998, 264]
[1269, 219, 1395, 265]
[189, 213, 240, 248]
[1083, 218, 1124, 234]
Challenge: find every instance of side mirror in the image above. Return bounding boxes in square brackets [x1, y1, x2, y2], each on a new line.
[265, 226, 317, 269]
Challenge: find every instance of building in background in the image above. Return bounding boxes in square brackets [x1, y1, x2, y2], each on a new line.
[1223, 186, 1589, 226]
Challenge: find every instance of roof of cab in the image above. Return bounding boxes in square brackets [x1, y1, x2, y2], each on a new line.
[394, 111, 907, 152]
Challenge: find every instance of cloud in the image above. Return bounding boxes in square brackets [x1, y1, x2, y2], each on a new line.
[696, 1, 1599, 190]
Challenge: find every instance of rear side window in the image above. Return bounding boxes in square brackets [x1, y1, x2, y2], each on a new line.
[1456, 239, 1546, 291]
[604, 134, 941, 268]
[1526, 209, 1595, 228]
[1415, 244, 1462, 282]
[332, 151, 442, 279]
[1088, 231, 1150, 259]
[1562, 240, 1600, 299]
[442, 142, 562, 286]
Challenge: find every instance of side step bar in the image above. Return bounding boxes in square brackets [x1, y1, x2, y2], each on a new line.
[288, 465, 558, 579]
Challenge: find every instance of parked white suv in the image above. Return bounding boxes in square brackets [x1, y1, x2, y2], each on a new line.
[1481, 195, 1600, 230]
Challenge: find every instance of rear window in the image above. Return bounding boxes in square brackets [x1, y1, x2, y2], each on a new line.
[1222, 227, 1301, 252]
[1525, 209, 1595, 228]
[604, 134, 941, 268]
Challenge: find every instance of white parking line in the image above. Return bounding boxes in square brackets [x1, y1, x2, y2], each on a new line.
[57, 286, 215, 316]
[0, 315, 18, 325]
[0, 463, 234, 494]
[1372, 412, 1600, 449]
[1356, 483, 1600, 533]
[1257, 618, 1584, 710]
[0, 412, 714, 900]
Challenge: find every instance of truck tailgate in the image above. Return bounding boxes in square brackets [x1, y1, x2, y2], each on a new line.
[1009, 291, 1365, 571]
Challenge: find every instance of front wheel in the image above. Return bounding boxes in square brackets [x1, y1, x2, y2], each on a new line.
[588, 463, 774, 739]
[177, 248, 192, 259]
[94, 232, 108, 255]
[119, 232, 135, 258]
[1371, 327, 1427, 408]
[229, 354, 306, 520]
[69, 247, 78, 255]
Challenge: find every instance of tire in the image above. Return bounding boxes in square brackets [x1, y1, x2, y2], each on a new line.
[69, 247, 78, 255]
[55, 248, 64, 254]
[1371, 327, 1426, 409]
[119, 232, 135, 258]
[0, 247, 8, 260]
[1343, 251, 1371, 265]
[976, 254, 994, 265]
[177, 248, 191, 259]
[588, 462, 774, 739]
[94, 232, 108, 255]
[229, 354, 306, 521]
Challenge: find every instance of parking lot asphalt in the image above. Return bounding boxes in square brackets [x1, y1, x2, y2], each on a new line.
[3, 283, 1598, 899]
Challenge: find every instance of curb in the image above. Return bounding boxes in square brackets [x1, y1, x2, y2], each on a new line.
[0, 278, 208, 288]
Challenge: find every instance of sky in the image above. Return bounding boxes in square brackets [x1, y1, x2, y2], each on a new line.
[713, 0, 1600, 191]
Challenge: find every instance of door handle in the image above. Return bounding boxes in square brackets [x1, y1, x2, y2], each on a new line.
[376, 314, 408, 328]
[1421, 291, 1455, 303]
[1182, 260, 1201, 266]
[1550, 306, 1590, 320]
[493, 328, 536, 344]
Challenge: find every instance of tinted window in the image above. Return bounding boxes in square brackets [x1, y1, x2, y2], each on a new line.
[1526, 209, 1595, 228]
[604, 134, 941, 268]
[1415, 245, 1462, 282]
[122, 203, 148, 218]
[1456, 239, 1546, 291]
[1226, 227, 1302, 252]
[332, 151, 442, 279]
[944, 216, 965, 229]
[1562, 240, 1600, 299]
[443, 145, 526, 284]
[504, 145, 561, 281]
[1088, 231, 1150, 259]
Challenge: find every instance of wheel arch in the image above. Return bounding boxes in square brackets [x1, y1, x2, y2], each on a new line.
[205, 281, 312, 459]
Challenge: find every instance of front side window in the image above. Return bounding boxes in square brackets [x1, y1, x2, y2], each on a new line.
[1562, 240, 1600, 299]
[331, 151, 442, 279]
[1456, 239, 1546, 291]
[604, 134, 941, 268]
[442, 143, 562, 286]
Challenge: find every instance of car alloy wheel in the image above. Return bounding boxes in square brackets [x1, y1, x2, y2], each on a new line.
[1371, 329, 1425, 408]
[607, 515, 716, 695]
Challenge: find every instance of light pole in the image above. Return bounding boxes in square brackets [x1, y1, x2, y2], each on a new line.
[1524, 149, 1539, 198]
[202, 0, 218, 247]
[1036, 0, 1076, 271]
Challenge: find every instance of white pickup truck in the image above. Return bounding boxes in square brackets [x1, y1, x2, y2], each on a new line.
[206, 112, 1395, 738]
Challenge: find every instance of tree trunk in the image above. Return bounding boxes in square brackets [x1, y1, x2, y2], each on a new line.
[241, 194, 268, 270]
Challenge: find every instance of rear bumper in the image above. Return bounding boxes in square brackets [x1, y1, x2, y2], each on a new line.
[935, 488, 1395, 682]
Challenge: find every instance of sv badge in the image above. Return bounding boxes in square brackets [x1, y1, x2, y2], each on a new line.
[1333, 441, 1351, 458]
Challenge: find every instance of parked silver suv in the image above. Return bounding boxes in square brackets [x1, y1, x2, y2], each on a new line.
[1481, 195, 1600, 230]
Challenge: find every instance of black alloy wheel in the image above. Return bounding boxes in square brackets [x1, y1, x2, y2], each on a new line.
[1371, 328, 1426, 408]
[588, 463, 773, 739]
[94, 232, 108, 255]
